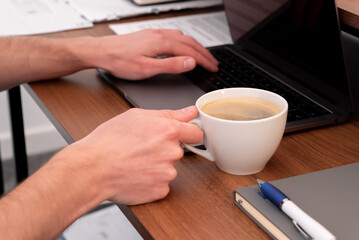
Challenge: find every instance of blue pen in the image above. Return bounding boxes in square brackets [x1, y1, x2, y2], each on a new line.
[256, 179, 336, 240]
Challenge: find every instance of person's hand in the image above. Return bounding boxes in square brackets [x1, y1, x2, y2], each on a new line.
[0, 106, 202, 240]
[0, 30, 218, 89]
[85, 29, 218, 80]
[64, 106, 203, 205]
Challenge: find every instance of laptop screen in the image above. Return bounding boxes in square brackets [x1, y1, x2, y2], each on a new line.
[223, 0, 351, 111]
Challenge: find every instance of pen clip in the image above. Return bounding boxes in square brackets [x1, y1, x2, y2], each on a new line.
[292, 220, 312, 240]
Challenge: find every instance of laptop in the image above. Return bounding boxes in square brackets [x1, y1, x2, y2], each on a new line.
[98, 0, 354, 133]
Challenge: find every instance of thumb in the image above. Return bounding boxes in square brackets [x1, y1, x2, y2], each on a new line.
[161, 106, 198, 122]
[148, 57, 196, 75]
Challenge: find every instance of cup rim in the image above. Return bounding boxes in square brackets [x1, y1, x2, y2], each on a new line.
[196, 87, 288, 123]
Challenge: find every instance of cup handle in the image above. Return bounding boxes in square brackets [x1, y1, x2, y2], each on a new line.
[182, 118, 215, 162]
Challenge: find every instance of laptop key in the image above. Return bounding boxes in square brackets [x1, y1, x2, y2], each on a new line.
[186, 47, 332, 123]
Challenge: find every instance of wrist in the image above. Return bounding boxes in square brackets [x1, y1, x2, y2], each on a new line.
[0, 142, 112, 239]
[69, 36, 113, 70]
[41, 143, 111, 216]
[63, 36, 95, 70]
[71, 35, 127, 74]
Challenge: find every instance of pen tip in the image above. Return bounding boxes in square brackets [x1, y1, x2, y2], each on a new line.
[256, 178, 265, 187]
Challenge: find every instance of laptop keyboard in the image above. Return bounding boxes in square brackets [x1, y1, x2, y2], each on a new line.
[185, 48, 331, 122]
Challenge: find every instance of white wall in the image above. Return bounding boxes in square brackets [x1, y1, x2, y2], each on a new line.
[0, 86, 67, 161]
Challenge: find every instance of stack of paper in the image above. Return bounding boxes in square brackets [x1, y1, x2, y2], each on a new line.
[0, 0, 92, 36]
[110, 11, 232, 48]
[0, 0, 222, 36]
[69, 0, 223, 23]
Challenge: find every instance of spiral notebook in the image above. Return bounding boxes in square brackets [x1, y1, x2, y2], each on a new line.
[233, 162, 359, 240]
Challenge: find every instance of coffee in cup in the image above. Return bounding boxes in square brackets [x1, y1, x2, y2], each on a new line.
[201, 97, 282, 121]
[183, 88, 288, 175]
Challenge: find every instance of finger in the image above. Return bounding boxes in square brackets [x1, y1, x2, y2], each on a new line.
[144, 30, 218, 72]
[143, 54, 217, 77]
[159, 29, 219, 66]
[165, 40, 218, 72]
[169, 48, 218, 72]
[162, 106, 204, 143]
[162, 40, 218, 72]
[142, 106, 203, 143]
[176, 35, 219, 66]
[160, 106, 198, 122]
[177, 121, 204, 144]
[143, 56, 197, 75]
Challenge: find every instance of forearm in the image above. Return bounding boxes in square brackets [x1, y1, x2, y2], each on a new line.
[0, 144, 107, 240]
[0, 36, 92, 90]
[0, 106, 202, 239]
[0, 30, 218, 91]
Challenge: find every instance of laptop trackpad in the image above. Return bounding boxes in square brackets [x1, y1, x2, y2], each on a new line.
[101, 72, 205, 110]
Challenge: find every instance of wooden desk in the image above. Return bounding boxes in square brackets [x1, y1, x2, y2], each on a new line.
[25, 7, 359, 240]
[337, 0, 359, 29]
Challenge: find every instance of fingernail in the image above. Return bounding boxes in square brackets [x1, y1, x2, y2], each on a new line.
[182, 106, 195, 112]
[184, 58, 195, 69]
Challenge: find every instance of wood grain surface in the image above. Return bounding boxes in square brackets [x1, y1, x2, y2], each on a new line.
[337, 0, 359, 29]
[26, 5, 359, 240]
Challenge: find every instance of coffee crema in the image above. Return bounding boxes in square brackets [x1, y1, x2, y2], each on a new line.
[201, 97, 281, 121]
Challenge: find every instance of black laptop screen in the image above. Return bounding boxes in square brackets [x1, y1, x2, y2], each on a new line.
[223, 0, 350, 109]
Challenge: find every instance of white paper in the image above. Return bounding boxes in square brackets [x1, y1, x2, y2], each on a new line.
[0, 0, 93, 36]
[69, 0, 223, 23]
[61, 205, 142, 240]
[109, 11, 233, 48]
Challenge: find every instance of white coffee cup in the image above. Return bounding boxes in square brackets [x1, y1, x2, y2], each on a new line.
[183, 88, 288, 175]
